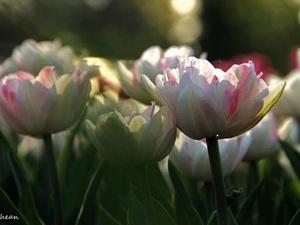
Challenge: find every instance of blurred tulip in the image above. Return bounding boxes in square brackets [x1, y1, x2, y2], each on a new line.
[170, 131, 251, 182]
[80, 57, 122, 96]
[243, 111, 280, 161]
[213, 53, 280, 81]
[0, 39, 77, 76]
[86, 102, 177, 167]
[117, 45, 194, 104]
[0, 66, 91, 136]
[142, 57, 286, 140]
[278, 117, 300, 146]
[271, 70, 300, 118]
[18, 132, 67, 159]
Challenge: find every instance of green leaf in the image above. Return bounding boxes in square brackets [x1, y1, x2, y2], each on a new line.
[0, 188, 28, 225]
[75, 160, 107, 225]
[289, 209, 300, 225]
[128, 183, 177, 225]
[235, 178, 265, 224]
[279, 140, 300, 180]
[146, 162, 174, 218]
[7, 146, 44, 225]
[207, 211, 217, 225]
[168, 159, 204, 225]
[207, 208, 239, 225]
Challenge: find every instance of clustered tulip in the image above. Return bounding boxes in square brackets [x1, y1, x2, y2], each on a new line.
[86, 102, 177, 167]
[117, 45, 194, 104]
[0, 66, 91, 136]
[142, 57, 286, 140]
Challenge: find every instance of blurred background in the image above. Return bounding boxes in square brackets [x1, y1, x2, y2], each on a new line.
[0, 0, 300, 74]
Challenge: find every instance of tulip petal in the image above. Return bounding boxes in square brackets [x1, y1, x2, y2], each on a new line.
[176, 85, 224, 139]
[14, 80, 44, 135]
[141, 74, 162, 105]
[220, 80, 286, 139]
[94, 113, 140, 166]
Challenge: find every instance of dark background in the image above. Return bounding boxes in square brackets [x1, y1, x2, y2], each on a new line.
[0, 0, 299, 74]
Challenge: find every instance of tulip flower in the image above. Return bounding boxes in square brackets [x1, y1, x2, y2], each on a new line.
[0, 66, 91, 136]
[86, 102, 177, 167]
[243, 111, 280, 161]
[142, 57, 286, 140]
[170, 131, 251, 182]
[117, 45, 194, 104]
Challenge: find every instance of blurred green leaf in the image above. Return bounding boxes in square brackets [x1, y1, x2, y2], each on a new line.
[279, 140, 300, 180]
[64, 143, 97, 224]
[0, 187, 28, 225]
[235, 178, 264, 224]
[168, 159, 204, 225]
[273, 177, 287, 225]
[7, 146, 44, 225]
[75, 160, 107, 225]
[99, 209, 122, 225]
[127, 183, 148, 225]
[289, 209, 300, 225]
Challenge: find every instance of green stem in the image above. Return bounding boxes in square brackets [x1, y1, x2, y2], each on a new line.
[206, 135, 228, 225]
[137, 165, 158, 225]
[43, 134, 63, 225]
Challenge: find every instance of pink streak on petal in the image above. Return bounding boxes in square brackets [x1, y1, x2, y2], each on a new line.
[16, 71, 35, 81]
[165, 68, 178, 85]
[36, 66, 59, 88]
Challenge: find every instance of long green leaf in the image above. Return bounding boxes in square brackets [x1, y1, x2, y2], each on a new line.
[168, 159, 204, 225]
[75, 160, 106, 225]
[289, 209, 300, 225]
[7, 144, 44, 225]
[235, 178, 264, 224]
[279, 140, 300, 180]
[0, 188, 28, 225]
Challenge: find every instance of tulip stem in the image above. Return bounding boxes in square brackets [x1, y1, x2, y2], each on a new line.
[43, 134, 63, 225]
[206, 135, 229, 225]
[137, 165, 158, 225]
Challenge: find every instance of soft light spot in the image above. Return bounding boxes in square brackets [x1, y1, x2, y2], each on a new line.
[171, 0, 197, 15]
